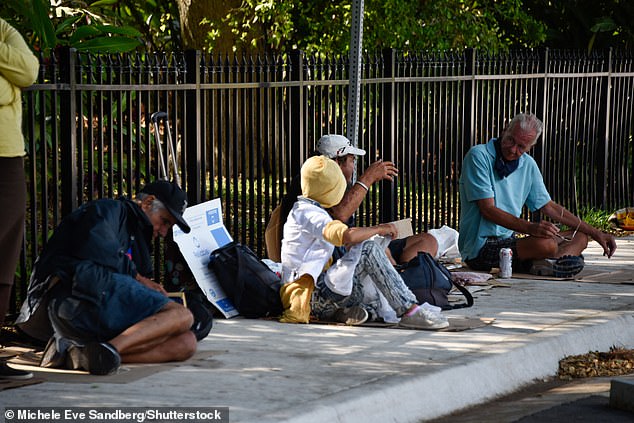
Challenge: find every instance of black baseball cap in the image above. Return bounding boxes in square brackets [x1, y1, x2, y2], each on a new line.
[140, 180, 191, 233]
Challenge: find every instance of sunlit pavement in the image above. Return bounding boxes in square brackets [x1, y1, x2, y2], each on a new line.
[3, 237, 633, 423]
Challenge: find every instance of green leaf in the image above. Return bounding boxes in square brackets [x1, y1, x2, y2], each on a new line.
[591, 17, 617, 33]
[69, 25, 103, 44]
[73, 36, 142, 53]
[55, 16, 83, 36]
[89, 0, 119, 7]
[31, 0, 58, 50]
[94, 25, 142, 37]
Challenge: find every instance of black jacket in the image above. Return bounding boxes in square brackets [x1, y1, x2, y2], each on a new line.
[17, 197, 154, 328]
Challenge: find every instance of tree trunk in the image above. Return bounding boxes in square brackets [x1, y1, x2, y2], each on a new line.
[175, 0, 240, 53]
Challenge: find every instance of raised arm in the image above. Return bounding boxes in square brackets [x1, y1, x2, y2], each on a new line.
[330, 160, 399, 222]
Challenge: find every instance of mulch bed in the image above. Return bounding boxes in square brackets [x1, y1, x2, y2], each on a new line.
[558, 346, 634, 380]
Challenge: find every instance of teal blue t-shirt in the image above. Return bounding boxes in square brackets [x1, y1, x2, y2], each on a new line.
[458, 139, 551, 260]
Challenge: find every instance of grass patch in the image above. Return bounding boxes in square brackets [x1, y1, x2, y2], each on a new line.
[579, 206, 613, 232]
[578, 206, 632, 236]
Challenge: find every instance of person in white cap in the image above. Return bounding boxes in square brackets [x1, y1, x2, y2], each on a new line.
[16, 180, 198, 375]
[316, 134, 440, 264]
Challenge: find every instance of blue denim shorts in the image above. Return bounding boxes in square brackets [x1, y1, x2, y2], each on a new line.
[51, 272, 170, 342]
[315, 273, 347, 302]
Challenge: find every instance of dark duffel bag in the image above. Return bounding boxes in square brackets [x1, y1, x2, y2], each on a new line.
[208, 242, 283, 318]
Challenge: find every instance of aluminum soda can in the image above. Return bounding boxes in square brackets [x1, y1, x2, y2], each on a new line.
[499, 248, 513, 278]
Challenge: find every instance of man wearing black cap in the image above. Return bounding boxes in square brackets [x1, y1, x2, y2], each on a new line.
[16, 180, 197, 375]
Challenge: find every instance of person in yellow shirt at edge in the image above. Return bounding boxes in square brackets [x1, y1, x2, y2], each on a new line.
[0, 17, 39, 380]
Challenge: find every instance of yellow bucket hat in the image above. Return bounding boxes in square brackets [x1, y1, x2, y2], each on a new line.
[300, 155, 347, 208]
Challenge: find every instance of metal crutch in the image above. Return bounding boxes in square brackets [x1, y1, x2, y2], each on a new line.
[150, 111, 180, 186]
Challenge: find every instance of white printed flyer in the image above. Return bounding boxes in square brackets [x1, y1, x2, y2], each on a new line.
[172, 198, 239, 318]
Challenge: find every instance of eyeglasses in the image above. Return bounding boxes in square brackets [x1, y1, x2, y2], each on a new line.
[501, 134, 532, 154]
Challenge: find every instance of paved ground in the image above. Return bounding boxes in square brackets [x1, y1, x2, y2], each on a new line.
[2, 236, 633, 423]
[430, 373, 634, 422]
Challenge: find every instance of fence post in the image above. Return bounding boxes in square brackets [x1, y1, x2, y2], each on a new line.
[464, 48, 475, 148]
[380, 48, 396, 222]
[288, 50, 304, 179]
[533, 48, 549, 221]
[598, 48, 613, 210]
[58, 47, 78, 216]
[184, 49, 203, 204]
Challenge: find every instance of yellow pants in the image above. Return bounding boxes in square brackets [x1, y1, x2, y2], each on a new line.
[279, 275, 314, 324]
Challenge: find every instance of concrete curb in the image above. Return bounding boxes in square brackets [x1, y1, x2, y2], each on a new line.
[279, 312, 634, 423]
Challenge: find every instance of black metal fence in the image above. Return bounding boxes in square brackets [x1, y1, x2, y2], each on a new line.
[12, 47, 634, 312]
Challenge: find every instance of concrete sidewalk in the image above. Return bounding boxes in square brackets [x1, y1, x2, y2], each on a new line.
[3, 237, 634, 423]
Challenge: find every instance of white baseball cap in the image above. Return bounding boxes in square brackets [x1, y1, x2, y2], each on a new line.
[316, 134, 366, 159]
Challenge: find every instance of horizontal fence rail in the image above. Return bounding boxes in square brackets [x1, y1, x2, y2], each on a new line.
[10, 47, 634, 314]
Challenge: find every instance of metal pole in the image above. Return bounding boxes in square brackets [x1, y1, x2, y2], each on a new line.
[347, 0, 364, 147]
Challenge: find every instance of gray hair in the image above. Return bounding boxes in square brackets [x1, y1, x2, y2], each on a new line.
[136, 192, 167, 214]
[507, 113, 543, 145]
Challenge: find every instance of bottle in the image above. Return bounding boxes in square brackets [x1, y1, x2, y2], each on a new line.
[499, 248, 513, 278]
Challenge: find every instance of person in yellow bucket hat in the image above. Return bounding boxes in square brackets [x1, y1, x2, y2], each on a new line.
[279, 156, 448, 330]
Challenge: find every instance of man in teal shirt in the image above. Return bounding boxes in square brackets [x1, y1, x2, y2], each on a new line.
[459, 113, 616, 277]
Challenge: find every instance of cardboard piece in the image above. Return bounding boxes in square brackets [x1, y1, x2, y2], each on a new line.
[504, 272, 574, 281]
[166, 292, 187, 307]
[8, 349, 223, 384]
[574, 269, 634, 284]
[0, 375, 44, 391]
[390, 218, 413, 239]
[358, 317, 494, 332]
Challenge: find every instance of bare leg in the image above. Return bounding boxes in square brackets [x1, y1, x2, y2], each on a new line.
[120, 331, 196, 363]
[398, 233, 439, 263]
[516, 231, 588, 261]
[516, 236, 558, 261]
[554, 231, 588, 257]
[109, 301, 197, 363]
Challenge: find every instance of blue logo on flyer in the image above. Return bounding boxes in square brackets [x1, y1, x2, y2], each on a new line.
[206, 208, 220, 226]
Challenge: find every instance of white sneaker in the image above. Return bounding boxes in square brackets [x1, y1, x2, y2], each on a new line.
[399, 306, 449, 330]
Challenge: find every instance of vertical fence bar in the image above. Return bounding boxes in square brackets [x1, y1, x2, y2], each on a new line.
[185, 50, 203, 204]
[58, 47, 79, 216]
[288, 50, 304, 179]
[380, 48, 396, 222]
[464, 48, 475, 147]
[536, 48, 548, 172]
[599, 49, 613, 209]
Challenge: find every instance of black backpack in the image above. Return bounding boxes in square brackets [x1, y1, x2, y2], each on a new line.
[397, 252, 474, 310]
[208, 242, 283, 318]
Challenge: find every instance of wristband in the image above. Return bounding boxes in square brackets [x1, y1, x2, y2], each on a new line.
[355, 181, 369, 191]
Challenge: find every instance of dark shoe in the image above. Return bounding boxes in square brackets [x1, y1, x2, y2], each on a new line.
[187, 293, 214, 341]
[530, 255, 585, 278]
[40, 335, 72, 368]
[0, 362, 33, 380]
[66, 342, 121, 376]
[332, 306, 369, 326]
